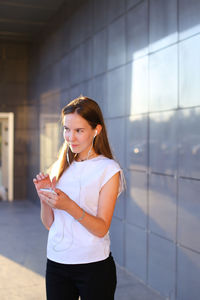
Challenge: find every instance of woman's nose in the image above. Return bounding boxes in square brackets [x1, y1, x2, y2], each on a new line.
[67, 131, 75, 142]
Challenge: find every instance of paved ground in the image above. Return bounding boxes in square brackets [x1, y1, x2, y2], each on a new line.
[0, 200, 165, 300]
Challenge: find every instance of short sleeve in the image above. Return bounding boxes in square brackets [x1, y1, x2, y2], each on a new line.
[100, 160, 125, 197]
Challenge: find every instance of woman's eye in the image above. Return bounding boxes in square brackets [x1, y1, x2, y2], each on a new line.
[77, 129, 83, 133]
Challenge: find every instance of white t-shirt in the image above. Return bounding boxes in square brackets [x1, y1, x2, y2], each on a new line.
[47, 155, 123, 264]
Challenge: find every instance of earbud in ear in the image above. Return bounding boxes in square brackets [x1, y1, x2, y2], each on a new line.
[94, 130, 97, 138]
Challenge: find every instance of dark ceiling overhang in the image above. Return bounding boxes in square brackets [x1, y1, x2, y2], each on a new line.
[0, 0, 84, 43]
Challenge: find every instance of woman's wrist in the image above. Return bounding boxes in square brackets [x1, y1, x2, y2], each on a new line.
[65, 199, 84, 221]
[64, 197, 75, 214]
[40, 197, 51, 209]
[74, 209, 85, 222]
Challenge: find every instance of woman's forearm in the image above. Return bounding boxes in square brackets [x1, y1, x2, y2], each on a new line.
[40, 200, 54, 230]
[66, 200, 109, 238]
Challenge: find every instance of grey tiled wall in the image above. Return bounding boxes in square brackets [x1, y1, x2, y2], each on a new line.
[28, 0, 200, 299]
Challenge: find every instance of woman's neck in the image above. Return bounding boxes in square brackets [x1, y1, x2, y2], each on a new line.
[76, 151, 97, 162]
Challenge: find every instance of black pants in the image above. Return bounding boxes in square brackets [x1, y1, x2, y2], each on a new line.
[46, 253, 117, 300]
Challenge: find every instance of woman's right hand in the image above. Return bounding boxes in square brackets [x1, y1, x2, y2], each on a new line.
[33, 173, 55, 229]
[33, 173, 52, 204]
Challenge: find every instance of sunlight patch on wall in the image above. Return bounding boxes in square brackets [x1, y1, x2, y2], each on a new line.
[150, 110, 175, 123]
[130, 56, 148, 116]
[149, 32, 178, 52]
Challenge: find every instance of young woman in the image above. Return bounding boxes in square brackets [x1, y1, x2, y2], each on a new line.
[33, 96, 124, 300]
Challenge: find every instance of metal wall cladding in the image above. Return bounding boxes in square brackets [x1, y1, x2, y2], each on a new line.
[26, 0, 200, 298]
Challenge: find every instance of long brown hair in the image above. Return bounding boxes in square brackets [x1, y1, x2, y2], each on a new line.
[55, 96, 114, 181]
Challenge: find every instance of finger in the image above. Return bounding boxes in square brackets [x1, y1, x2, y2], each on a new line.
[44, 189, 56, 202]
[46, 198, 51, 206]
[47, 197, 55, 207]
[39, 172, 46, 179]
[42, 173, 48, 179]
[54, 188, 61, 195]
[38, 191, 46, 196]
[39, 191, 49, 196]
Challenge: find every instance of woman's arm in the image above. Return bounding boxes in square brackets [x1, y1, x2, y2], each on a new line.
[33, 173, 55, 230]
[41, 172, 120, 237]
[70, 172, 120, 237]
[40, 200, 54, 230]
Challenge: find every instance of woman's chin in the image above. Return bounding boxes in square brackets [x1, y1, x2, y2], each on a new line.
[70, 148, 80, 154]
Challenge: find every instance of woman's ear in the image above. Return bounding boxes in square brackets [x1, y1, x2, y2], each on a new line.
[95, 124, 102, 136]
[94, 130, 98, 138]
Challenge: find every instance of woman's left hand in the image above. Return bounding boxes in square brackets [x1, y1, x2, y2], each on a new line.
[40, 188, 72, 211]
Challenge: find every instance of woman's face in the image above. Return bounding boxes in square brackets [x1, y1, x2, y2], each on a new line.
[63, 113, 96, 157]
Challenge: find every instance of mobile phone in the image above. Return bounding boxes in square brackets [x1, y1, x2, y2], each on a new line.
[40, 188, 57, 195]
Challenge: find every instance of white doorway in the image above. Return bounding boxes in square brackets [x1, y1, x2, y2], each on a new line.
[0, 113, 14, 201]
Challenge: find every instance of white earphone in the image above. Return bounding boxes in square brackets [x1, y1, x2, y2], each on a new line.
[94, 130, 97, 138]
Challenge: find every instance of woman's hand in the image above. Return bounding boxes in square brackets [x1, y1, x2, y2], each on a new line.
[33, 172, 52, 190]
[40, 188, 72, 211]
[33, 172, 56, 205]
[33, 172, 55, 229]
